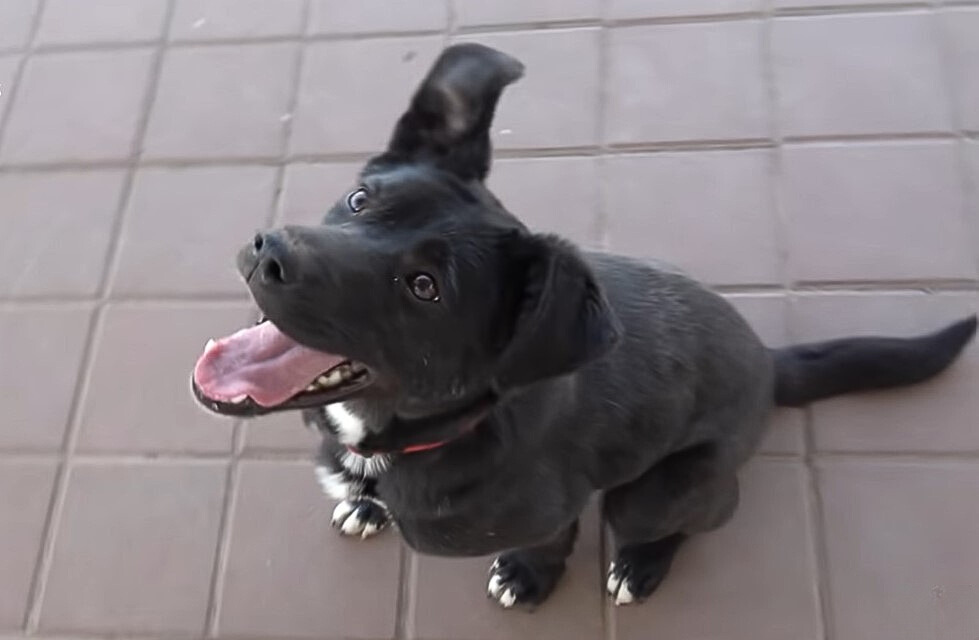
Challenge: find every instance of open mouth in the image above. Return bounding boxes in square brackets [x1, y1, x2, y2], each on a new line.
[191, 318, 373, 417]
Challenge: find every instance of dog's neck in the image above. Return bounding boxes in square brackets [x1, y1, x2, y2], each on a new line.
[333, 391, 496, 457]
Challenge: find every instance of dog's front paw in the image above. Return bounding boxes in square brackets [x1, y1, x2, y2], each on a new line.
[486, 555, 564, 610]
[606, 557, 668, 606]
[331, 498, 390, 539]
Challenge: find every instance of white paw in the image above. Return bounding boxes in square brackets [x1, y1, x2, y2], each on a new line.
[331, 498, 389, 539]
[606, 562, 635, 606]
[487, 570, 518, 608]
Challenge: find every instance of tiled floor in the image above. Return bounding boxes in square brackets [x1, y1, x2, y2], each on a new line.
[0, 1, 977, 639]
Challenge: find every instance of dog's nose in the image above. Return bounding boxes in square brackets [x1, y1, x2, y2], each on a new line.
[249, 231, 292, 285]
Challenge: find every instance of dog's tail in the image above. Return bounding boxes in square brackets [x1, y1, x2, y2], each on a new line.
[772, 315, 977, 408]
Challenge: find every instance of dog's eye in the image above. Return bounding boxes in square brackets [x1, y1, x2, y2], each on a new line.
[408, 273, 439, 302]
[346, 187, 368, 213]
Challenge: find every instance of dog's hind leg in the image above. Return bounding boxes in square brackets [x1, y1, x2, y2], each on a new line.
[486, 520, 579, 609]
[603, 443, 739, 605]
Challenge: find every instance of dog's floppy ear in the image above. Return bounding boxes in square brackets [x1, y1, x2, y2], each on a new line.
[383, 43, 524, 181]
[494, 234, 623, 391]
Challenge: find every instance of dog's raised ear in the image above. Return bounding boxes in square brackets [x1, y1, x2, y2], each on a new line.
[382, 43, 524, 181]
[493, 234, 622, 391]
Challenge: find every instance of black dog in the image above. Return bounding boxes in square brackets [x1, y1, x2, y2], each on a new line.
[192, 44, 977, 609]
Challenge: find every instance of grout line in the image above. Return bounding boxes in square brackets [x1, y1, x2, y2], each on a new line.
[606, 138, 774, 152]
[267, 0, 311, 227]
[0, 280, 974, 308]
[203, 455, 241, 637]
[0, 131, 970, 175]
[394, 543, 415, 640]
[33, 39, 159, 54]
[802, 431, 835, 640]
[0, 0, 46, 157]
[12, 0, 68, 629]
[458, 18, 606, 35]
[595, 0, 613, 252]
[0, 292, 252, 305]
[754, 450, 806, 460]
[32, 28, 448, 55]
[815, 450, 979, 462]
[22, 1, 178, 631]
[782, 131, 957, 144]
[23, 308, 101, 631]
[788, 278, 979, 291]
[774, 3, 931, 17]
[595, 511, 612, 640]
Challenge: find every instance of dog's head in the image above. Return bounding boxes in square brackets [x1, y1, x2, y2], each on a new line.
[191, 44, 621, 448]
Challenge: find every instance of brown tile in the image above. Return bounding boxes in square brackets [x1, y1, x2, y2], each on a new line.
[773, 13, 951, 137]
[0, 170, 125, 297]
[36, 0, 168, 46]
[454, 29, 601, 150]
[818, 459, 979, 640]
[489, 157, 601, 248]
[1, 49, 154, 163]
[724, 294, 789, 349]
[0, 305, 93, 451]
[290, 36, 443, 155]
[110, 166, 277, 296]
[144, 43, 297, 160]
[76, 303, 249, 454]
[943, 8, 979, 132]
[219, 461, 401, 638]
[761, 406, 807, 456]
[409, 501, 603, 640]
[968, 141, 979, 258]
[0, 461, 57, 629]
[278, 162, 362, 225]
[309, 0, 447, 34]
[39, 462, 227, 635]
[171, 0, 306, 40]
[614, 459, 821, 640]
[724, 295, 805, 456]
[781, 142, 975, 283]
[604, 150, 780, 286]
[455, 0, 600, 26]
[0, 0, 37, 50]
[241, 411, 319, 453]
[607, 21, 769, 144]
[792, 292, 979, 453]
[0, 54, 21, 123]
[608, 0, 759, 18]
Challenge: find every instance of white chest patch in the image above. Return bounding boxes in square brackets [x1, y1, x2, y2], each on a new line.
[326, 402, 366, 446]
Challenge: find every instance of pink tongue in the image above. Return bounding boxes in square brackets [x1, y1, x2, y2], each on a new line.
[193, 321, 345, 407]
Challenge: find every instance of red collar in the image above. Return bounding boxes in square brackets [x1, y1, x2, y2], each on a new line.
[346, 408, 488, 456]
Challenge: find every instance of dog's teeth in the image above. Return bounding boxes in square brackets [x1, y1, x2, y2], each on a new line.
[317, 374, 331, 386]
[204, 339, 217, 353]
[306, 384, 318, 392]
[229, 395, 247, 403]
